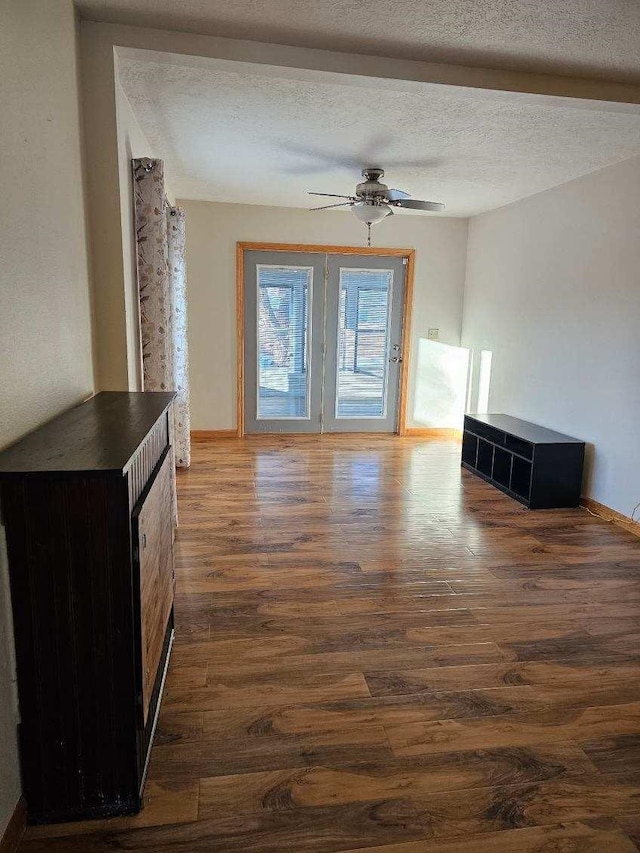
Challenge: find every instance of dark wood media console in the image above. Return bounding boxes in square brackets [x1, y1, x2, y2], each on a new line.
[462, 413, 585, 509]
[0, 392, 176, 824]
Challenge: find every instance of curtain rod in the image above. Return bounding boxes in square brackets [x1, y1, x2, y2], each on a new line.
[133, 158, 178, 216]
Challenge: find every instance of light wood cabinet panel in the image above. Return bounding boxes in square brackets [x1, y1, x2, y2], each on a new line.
[135, 449, 175, 723]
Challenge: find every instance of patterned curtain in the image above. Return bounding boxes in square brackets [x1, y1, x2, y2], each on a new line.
[167, 207, 191, 467]
[133, 157, 191, 468]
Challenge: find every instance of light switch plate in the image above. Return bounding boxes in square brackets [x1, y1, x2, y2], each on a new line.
[427, 328, 440, 341]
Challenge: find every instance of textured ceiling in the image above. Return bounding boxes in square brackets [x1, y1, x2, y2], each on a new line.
[79, 0, 640, 84]
[118, 56, 640, 216]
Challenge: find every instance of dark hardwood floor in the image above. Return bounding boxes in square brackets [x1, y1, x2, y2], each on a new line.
[20, 435, 640, 852]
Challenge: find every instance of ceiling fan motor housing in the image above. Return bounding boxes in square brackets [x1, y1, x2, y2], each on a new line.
[356, 167, 389, 202]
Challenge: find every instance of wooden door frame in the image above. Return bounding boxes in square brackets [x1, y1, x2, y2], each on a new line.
[236, 242, 416, 438]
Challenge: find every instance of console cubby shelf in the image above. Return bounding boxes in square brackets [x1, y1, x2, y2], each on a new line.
[462, 413, 585, 509]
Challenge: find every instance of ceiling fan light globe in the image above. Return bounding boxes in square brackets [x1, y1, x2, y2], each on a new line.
[350, 202, 391, 225]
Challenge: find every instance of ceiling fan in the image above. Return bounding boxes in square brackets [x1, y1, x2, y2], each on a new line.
[309, 167, 444, 245]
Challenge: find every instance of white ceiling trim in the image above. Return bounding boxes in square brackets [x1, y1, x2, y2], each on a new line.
[95, 19, 640, 108]
[116, 46, 640, 116]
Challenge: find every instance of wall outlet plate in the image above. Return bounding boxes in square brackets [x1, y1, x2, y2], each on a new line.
[427, 328, 440, 340]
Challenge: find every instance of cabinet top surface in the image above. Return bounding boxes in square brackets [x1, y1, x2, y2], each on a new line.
[465, 413, 584, 445]
[0, 392, 175, 476]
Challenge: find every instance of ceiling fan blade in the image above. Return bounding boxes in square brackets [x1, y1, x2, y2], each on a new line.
[393, 199, 445, 212]
[309, 202, 354, 211]
[387, 188, 410, 201]
[308, 192, 355, 199]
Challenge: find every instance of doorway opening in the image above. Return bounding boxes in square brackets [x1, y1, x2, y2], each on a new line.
[237, 243, 415, 436]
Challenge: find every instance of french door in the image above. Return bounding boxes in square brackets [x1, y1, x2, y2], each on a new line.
[243, 249, 407, 434]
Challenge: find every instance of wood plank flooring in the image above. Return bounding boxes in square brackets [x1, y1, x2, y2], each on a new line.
[20, 434, 640, 852]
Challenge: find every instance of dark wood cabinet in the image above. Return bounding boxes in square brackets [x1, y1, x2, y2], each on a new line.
[0, 392, 176, 824]
[462, 413, 585, 509]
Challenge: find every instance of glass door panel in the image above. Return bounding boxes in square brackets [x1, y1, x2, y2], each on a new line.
[336, 269, 393, 418]
[256, 265, 311, 419]
[244, 251, 325, 433]
[324, 254, 406, 433]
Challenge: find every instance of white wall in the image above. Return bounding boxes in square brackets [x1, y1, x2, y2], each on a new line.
[462, 155, 640, 517]
[116, 77, 146, 391]
[80, 23, 130, 389]
[180, 200, 468, 431]
[0, 0, 95, 836]
[82, 29, 174, 391]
